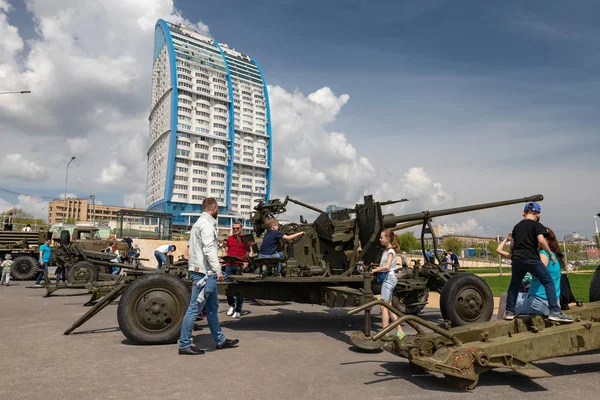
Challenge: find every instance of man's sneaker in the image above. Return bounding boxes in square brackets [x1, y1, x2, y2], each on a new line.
[34, 283, 42, 287]
[232, 311, 240, 319]
[216, 338, 239, 350]
[504, 311, 516, 320]
[395, 332, 406, 340]
[226, 306, 235, 316]
[178, 346, 205, 355]
[549, 311, 574, 323]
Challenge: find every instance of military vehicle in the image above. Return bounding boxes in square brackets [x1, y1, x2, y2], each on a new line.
[0, 230, 53, 280]
[349, 265, 600, 390]
[53, 227, 131, 284]
[63, 193, 542, 347]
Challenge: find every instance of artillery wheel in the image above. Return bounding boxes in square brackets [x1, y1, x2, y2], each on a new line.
[440, 274, 493, 326]
[60, 230, 70, 246]
[254, 299, 287, 306]
[589, 265, 600, 302]
[117, 273, 190, 345]
[10, 257, 37, 280]
[393, 290, 429, 315]
[349, 331, 384, 352]
[67, 261, 98, 284]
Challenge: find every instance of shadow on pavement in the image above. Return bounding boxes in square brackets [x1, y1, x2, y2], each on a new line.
[349, 351, 600, 393]
[71, 326, 120, 335]
[219, 307, 365, 346]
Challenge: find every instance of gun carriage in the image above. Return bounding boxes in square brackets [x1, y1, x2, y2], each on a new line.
[62, 193, 543, 347]
[349, 266, 600, 390]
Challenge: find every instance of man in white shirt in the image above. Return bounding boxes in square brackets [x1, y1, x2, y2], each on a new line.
[178, 197, 239, 355]
[154, 244, 176, 269]
[21, 224, 32, 232]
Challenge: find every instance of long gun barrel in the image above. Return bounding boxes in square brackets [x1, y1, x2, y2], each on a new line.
[382, 194, 544, 229]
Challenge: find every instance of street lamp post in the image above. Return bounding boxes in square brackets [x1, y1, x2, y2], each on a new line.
[0, 90, 31, 95]
[62, 156, 76, 225]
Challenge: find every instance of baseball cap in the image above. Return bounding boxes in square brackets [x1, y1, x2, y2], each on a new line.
[524, 202, 541, 213]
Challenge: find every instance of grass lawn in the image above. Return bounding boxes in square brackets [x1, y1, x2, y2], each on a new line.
[463, 264, 598, 275]
[483, 273, 595, 302]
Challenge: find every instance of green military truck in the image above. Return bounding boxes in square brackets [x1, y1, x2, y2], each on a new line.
[0, 226, 128, 281]
[0, 230, 53, 280]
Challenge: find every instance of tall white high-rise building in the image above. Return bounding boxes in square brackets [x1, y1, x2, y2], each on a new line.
[148, 20, 272, 228]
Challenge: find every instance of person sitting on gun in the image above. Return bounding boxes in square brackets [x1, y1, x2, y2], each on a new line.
[497, 228, 564, 317]
[502, 202, 572, 322]
[258, 217, 305, 272]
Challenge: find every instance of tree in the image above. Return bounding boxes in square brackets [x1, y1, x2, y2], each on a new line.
[444, 237, 465, 254]
[487, 241, 498, 256]
[1, 208, 47, 230]
[396, 232, 420, 251]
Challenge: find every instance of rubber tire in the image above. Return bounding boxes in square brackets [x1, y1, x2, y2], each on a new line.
[117, 273, 190, 345]
[10, 257, 38, 280]
[440, 274, 493, 327]
[66, 260, 99, 284]
[60, 230, 70, 246]
[392, 291, 429, 315]
[589, 265, 600, 302]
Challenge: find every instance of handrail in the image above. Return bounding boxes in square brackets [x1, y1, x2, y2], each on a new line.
[349, 300, 462, 345]
[349, 300, 425, 334]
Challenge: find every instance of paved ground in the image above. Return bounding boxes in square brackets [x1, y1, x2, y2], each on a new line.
[1, 283, 599, 400]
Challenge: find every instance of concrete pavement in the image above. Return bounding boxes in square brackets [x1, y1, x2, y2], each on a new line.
[0, 283, 599, 400]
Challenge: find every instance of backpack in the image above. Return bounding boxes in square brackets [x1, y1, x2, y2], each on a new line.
[560, 274, 580, 310]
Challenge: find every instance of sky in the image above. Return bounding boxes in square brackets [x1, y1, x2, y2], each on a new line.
[0, 0, 598, 239]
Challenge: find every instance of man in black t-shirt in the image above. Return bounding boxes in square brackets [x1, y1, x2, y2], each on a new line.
[504, 202, 573, 323]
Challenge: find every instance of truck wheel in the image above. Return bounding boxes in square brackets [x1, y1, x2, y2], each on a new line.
[440, 274, 493, 326]
[60, 230, 70, 246]
[589, 265, 600, 302]
[393, 291, 429, 315]
[67, 261, 98, 284]
[117, 273, 190, 345]
[10, 257, 38, 280]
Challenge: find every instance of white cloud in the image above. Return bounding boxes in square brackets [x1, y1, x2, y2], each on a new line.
[0, 0, 208, 205]
[123, 192, 146, 208]
[453, 218, 482, 235]
[58, 193, 77, 200]
[0, 154, 47, 180]
[269, 85, 450, 213]
[66, 138, 90, 154]
[0, 195, 47, 218]
[98, 161, 127, 185]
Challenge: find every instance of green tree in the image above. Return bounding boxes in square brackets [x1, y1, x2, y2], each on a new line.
[396, 232, 420, 251]
[444, 237, 465, 254]
[1, 208, 47, 230]
[487, 240, 498, 256]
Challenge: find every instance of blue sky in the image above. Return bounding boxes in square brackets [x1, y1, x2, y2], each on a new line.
[0, 0, 598, 239]
[173, 0, 600, 237]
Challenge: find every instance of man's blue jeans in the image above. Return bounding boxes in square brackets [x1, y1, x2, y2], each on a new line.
[506, 259, 560, 313]
[35, 262, 48, 285]
[154, 250, 167, 269]
[179, 271, 225, 349]
[224, 266, 243, 313]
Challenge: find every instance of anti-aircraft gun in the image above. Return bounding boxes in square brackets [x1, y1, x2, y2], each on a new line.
[63, 193, 544, 348]
[248, 193, 543, 279]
